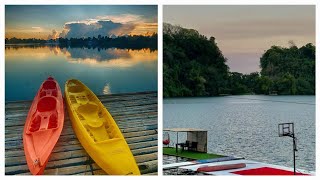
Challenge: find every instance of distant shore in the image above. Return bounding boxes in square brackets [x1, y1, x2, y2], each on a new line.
[163, 94, 315, 99]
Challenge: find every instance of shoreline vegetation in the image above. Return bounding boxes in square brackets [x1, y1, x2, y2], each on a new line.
[5, 33, 158, 51]
[163, 23, 315, 98]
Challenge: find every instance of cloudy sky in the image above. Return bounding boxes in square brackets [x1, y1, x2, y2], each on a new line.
[164, 5, 315, 73]
[6, 5, 157, 39]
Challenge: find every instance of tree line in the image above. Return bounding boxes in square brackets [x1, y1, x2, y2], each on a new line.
[5, 34, 158, 50]
[163, 23, 315, 97]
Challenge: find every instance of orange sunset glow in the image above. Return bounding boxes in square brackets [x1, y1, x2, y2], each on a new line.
[6, 6, 158, 39]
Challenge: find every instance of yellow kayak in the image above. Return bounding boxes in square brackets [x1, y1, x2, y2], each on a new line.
[65, 79, 140, 175]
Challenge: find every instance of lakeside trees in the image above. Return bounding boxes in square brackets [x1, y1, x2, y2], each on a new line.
[5, 34, 158, 50]
[163, 23, 229, 97]
[163, 23, 315, 97]
[260, 44, 315, 95]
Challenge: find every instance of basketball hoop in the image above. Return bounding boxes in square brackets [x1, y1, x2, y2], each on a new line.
[278, 123, 297, 175]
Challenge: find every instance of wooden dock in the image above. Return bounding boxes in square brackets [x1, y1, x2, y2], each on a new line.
[5, 91, 158, 175]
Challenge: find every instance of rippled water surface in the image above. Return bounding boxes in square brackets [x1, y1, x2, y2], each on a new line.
[164, 96, 315, 171]
[5, 46, 157, 101]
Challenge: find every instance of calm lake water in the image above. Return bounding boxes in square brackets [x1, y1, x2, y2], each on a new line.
[5, 46, 157, 101]
[164, 95, 315, 171]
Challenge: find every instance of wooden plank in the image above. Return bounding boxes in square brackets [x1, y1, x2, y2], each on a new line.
[5, 93, 157, 112]
[5, 132, 157, 149]
[5, 125, 157, 140]
[5, 109, 157, 124]
[5, 91, 158, 175]
[6, 146, 158, 168]
[5, 102, 157, 115]
[5, 140, 158, 158]
[5, 117, 157, 133]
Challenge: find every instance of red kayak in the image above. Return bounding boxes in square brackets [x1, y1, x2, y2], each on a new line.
[197, 163, 246, 172]
[23, 77, 64, 175]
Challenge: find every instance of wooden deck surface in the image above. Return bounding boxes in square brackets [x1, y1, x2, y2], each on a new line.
[5, 91, 158, 175]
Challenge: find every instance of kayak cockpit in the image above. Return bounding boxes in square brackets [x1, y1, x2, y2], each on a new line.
[27, 97, 59, 133]
[76, 102, 122, 142]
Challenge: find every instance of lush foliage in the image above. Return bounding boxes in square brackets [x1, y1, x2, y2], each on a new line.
[260, 44, 315, 95]
[163, 23, 315, 97]
[163, 23, 229, 97]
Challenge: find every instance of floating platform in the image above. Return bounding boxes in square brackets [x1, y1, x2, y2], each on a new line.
[163, 153, 243, 170]
[179, 159, 314, 176]
[163, 152, 313, 175]
[5, 91, 158, 175]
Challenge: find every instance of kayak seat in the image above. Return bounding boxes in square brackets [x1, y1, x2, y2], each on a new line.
[24, 97, 57, 133]
[37, 97, 56, 112]
[77, 103, 103, 128]
[77, 103, 117, 141]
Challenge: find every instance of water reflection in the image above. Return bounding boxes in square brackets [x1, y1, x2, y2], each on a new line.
[5, 45, 157, 101]
[6, 45, 157, 68]
[65, 48, 157, 67]
[5, 46, 57, 59]
[103, 83, 111, 95]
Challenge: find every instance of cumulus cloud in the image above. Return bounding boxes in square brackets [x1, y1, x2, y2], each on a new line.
[48, 14, 156, 39]
[59, 20, 135, 39]
[59, 29, 68, 38]
[109, 23, 136, 36]
[47, 29, 59, 40]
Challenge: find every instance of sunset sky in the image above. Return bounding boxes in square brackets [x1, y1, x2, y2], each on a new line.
[164, 5, 315, 73]
[5, 5, 157, 39]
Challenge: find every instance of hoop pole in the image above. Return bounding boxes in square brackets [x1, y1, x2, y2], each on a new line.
[278, 123, 297, 175]
[293, 135, 296, 175]
[293, 124, 296, 175]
